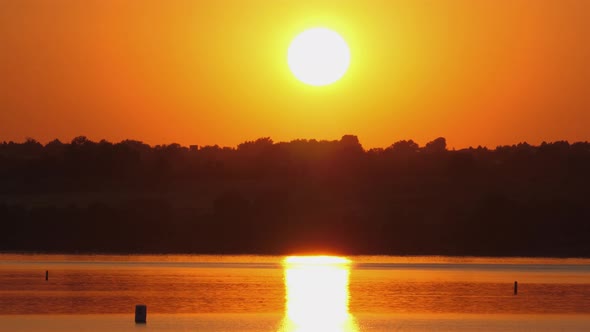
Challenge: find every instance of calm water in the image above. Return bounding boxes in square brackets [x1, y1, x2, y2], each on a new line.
[1, 254, 590, 331]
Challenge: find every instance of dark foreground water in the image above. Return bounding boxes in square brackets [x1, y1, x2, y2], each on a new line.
[1, 254, 589, 331]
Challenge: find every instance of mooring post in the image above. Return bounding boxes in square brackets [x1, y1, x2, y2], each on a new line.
[514, 281, 518, 295]
[135, 304, 147, 324]
[45, 270, 48, 281]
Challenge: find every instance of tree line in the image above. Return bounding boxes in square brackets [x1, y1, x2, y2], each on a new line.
[1, 135, 589, 256]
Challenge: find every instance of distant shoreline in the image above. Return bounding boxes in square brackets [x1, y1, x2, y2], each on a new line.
[2, 251, 590, 259]
[2, 136, 589, 258]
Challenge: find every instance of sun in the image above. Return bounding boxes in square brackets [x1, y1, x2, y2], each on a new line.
[288, 28, 351, 86]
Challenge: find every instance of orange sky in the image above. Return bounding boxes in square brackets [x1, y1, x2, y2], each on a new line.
[1, 0, 589, 148]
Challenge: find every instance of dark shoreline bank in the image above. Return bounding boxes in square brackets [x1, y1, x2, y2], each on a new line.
[2, 136, 589, 258]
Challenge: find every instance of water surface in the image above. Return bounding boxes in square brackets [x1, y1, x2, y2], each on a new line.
[1, 254, 589, 331]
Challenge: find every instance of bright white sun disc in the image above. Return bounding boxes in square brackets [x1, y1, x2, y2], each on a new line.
[288, 28, 350, 86]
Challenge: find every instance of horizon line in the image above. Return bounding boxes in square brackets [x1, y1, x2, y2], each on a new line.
[2, 135, 588, 152]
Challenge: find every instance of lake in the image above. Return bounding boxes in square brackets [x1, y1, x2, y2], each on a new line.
[1, 254, 589, 331]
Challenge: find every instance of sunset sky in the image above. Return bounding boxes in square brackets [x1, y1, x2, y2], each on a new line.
[1, 0, 589, 149]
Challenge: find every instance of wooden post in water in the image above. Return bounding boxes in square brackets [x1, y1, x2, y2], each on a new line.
[45, 270, 48, 281]
[514, 281, 518, 295]
[135, 304, 147, 324]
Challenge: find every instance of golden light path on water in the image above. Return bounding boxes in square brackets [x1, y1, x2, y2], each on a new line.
[279, 256, 359, 332]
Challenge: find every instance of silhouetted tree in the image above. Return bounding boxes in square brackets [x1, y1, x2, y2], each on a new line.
[423, 137, 447, 153]
[389, 139, 420, 155]
[0, 136, 589, 256]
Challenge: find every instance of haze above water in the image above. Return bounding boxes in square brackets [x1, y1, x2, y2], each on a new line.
[1, 254, 590, 331]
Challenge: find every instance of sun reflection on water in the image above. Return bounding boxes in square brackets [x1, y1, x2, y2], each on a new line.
[279, 256, 359, 332]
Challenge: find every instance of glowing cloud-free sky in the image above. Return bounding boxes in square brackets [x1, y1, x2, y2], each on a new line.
[1, 0, 589, 148]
